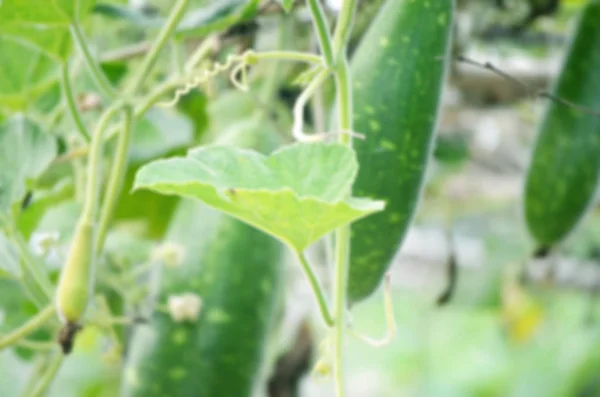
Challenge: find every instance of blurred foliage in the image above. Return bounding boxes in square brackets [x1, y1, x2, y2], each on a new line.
[1, 0, 600, 396]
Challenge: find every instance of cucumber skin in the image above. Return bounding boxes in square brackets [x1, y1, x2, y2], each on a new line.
[121, 200, 283, 397]
[348, 0, 453, 302]
[524, 1, 600, 247]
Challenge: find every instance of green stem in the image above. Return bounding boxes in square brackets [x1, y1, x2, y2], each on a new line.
[27, 353, 63, 397]
[332, 227, 349, 396]
[295, 251, 334, 326]
[82, 79, 180, 147]
[12, 233, 53, 303]
[251, 51, 323, 65]
[47, 102, 66, 132]
[172, 39, 185, 76]
[330, 1, 357, 395]
[95, 105, 134, 253]
[21, 357, 47, 397]
[17, 339, 56, 351]
[72, 157, 87, 204]
[124, 0, 190, 95]
[81, 104, 123, 224]
[184, 36, 217, 72]
[331, 57, 354, 397]
[334, 59, 353, 145]
[306, 0, 335, 67]
[0, 305, 55, 350]
[70, 23, 116, 99]
[60, 62, 91, 143]
[57, 49, 322, 161]
[331, 0, 358, 56]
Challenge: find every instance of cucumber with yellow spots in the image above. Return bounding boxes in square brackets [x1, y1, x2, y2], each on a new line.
[121, 113, 284, 397]
[524, 0, 600, 250]
[347, 0, 454, 302]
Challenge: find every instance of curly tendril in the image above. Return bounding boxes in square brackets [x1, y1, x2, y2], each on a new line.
[157, 51, 258, 108]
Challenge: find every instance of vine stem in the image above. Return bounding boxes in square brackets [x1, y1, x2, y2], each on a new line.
[331, 0, 357, 57]
[52, 50, 323, 164]
[0, 305, 55, 350]
[27, 352, 64, 397]
[81, 103, 124, 225]
[295, 251, 335, 326]
[251, 51, 323, 65]
[60, 61, 91, 143]
[303, 0, 358, 395]
[332, 54, 354, 397]
[70, 22, 116, 99]
[306, 0, 335, 66]
[124, 0, 190, 95]
[12, 233, 53, 304]
[95, 105, 134, 253]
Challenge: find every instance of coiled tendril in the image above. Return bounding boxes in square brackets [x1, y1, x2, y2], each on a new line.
[157, 50, 258, 108]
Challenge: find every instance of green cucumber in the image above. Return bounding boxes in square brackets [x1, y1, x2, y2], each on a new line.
[121, 200, 283, 397]
[524, 0, 600, 249]
[347, 0, 454, 302]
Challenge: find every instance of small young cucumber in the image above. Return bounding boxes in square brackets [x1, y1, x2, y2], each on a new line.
[347, 0, 454, 302]
[524, 0, 600, 249]
[56, 220, 94, 324]
[121, 200, 283, 397]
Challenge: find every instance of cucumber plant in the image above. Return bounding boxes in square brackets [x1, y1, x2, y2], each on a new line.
[9, 0, 600, 396]
[0, 0, 446, 394]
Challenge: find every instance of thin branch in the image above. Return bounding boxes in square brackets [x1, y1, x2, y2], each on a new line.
[70, 23, 117, 99]
[27, 352, 63, 397]
[0, 305, 55, 350]
[295, 251, 334, 327]
[437, 229, 458, 306]
[61, 62, 91, 143]
[456, 55, 600, 119]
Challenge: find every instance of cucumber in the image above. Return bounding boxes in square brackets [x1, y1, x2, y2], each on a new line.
[121, 199, 283, 397]
[524, 0, 600, 249]
[347, 0, 454, 302]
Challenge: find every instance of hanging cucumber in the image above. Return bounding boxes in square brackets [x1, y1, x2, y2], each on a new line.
[347, 0, 454, 302]
[524, 0, 600, 250]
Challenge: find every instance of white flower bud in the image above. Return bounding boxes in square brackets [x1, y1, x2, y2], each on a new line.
[167, 293, 202, 323]
[151, 241, 186, 268]
[31, 231, 60, 257]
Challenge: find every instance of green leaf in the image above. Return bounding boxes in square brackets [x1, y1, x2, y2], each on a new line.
[0, 0, 96, 60]
[35, 200, 81, 246]
[92, 3, 162, 28]
[112, 163, 180, 240]
[0, 0, 96, 24]
[278, 0, 294, 12]
[0, 116, 58, 219]
[175, 0, 260, 38]
[16, 179, 74, 240]
[133, 142, 385, 251]
[0, 38, 58, 111]
[93, 0, 259, 38]
[130, 108, 194, 163]
[177, 91, 209, 141]
[0, 27, 71, 60]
